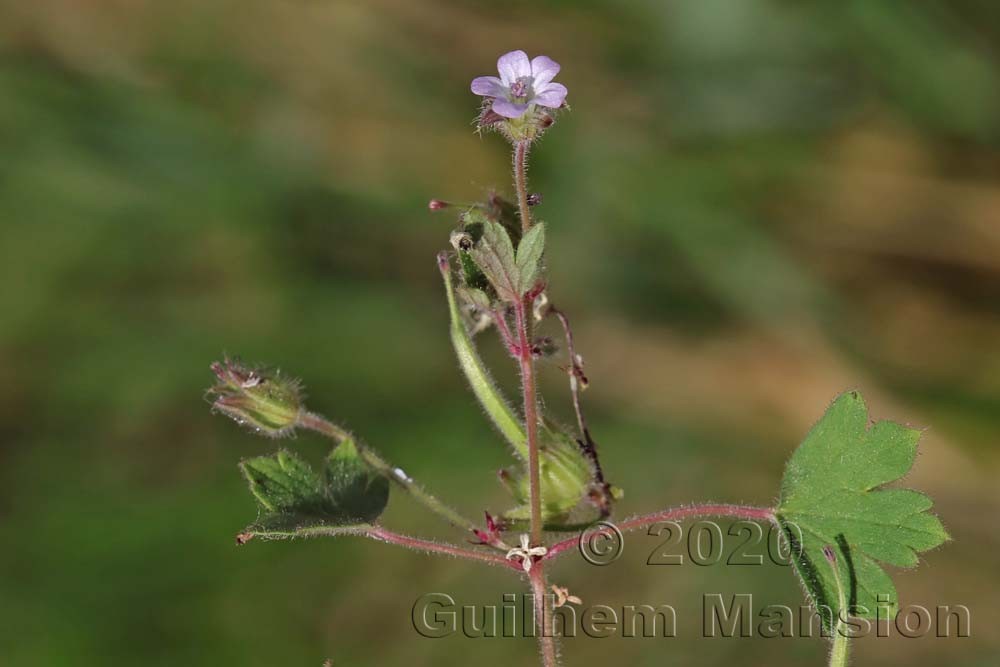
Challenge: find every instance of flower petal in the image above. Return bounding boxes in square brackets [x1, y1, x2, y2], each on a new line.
[530, 55, 561, 88]
[532, 82, 568, 109]
[497, 50, 531, 85]
[471, 75, 506, 97]
[491, 97, 530, 118]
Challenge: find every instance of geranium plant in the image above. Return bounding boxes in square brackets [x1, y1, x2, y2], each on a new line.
[206, 50, 948, 667]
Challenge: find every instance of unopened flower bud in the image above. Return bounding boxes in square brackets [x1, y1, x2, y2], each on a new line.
[209, 358, 303, 437]
[531, 336, 559, 358]
[428, 199, 450, 211]
[527, 193, 543, 206]
[436, 251, 451, 274]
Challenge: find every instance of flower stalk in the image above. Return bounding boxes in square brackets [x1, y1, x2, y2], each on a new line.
[297, 411, 483, 538]
[824, 545, 851, 667]
[514, 140, 533, 233]
[509, 124, 560, 666]
[514, 297, 544, 547]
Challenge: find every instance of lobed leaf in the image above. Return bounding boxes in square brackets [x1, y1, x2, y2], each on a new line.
[239, 441, 389, 539]
[776, 391, 949, 629]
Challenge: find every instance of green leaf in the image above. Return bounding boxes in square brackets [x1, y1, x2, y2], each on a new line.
[776, 391, 949, 629]
[516, 223, 545, 291]
[241, 450, 323, 513]
[470, 220, 520, 302]
[239, 443, 389, 539]
[323, 439, 390, 524]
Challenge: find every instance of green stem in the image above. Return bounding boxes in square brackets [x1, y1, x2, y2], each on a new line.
[826, 546, 851, 667]
[298, 411, 482, 536]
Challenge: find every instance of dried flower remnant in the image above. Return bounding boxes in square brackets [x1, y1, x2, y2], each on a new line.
[550, 585, 582, 608]
[505, 534, 548, 573]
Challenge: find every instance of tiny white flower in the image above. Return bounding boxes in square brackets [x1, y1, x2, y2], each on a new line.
[505, 534, 548, 573]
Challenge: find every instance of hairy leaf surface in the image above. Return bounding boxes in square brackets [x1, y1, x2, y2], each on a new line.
[776, 392, 948, 629]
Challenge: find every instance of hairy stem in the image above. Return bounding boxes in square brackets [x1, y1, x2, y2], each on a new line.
[493, 306, 519, 356]
[511, 138, 542, 547]
[298, 411, 482, 536]
[512, 138, 558, 666]
[529, 565, 559, 667]
[514, 300, 543, 547]
[246, 524, 518, 569]
[514, 140, 532, 233]
[826, 547, 851, 667]
[543, 504, 776, 560]
[366, 526, 519, 569]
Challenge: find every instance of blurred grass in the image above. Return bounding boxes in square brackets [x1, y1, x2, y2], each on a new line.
[0, 0, 998, 665]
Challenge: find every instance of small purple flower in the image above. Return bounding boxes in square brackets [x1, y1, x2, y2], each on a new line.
[471, 50, 567, 119]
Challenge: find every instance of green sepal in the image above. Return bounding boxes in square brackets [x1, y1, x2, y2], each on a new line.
[500, 426, 595, 523]
[456, 286, 493, 312]
[209, 359, 303, 438]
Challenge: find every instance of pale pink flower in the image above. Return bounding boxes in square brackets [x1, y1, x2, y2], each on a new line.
[471, 50, 567, 119]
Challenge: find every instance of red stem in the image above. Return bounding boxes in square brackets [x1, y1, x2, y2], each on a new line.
[529, 566, 558, 666]
[493, 307, 519, 356]
[366, 526, 521, 570]
[514, 299, 544, 547]
[514, 140, 532, 233]
[543, 504, 776, 560]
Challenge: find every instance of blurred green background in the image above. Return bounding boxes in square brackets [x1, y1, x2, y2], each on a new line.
[1, 0, 998, 665]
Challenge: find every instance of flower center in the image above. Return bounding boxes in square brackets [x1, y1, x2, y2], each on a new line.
[509, 77, 532, 100]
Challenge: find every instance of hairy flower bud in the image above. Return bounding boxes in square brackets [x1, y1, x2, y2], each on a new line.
[209, 358, 303, 437]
